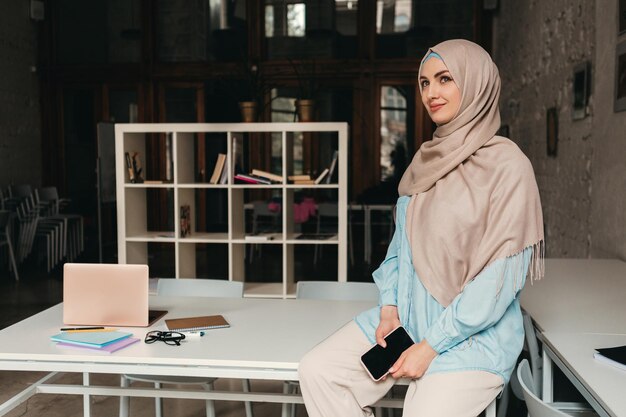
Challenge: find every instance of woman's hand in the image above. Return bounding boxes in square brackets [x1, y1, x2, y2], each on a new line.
[376, 305, 401, 347]
[388, 339, 438, 380]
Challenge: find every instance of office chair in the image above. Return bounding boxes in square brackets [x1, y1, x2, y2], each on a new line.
[119, 279, 253, 417]
[517, 360, 598, 417]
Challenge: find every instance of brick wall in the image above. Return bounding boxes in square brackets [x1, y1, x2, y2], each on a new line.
[0, 1, 41, 188]
[493, 0, 626, 260]
[493, 0, 596, 258]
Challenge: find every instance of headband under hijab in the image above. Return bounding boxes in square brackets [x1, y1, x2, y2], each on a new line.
[422, 51, 442, 63]
[398, 39, 544, 307]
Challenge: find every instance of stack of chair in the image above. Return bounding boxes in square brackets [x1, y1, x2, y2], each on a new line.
[36, 187, 84, 264]
[0, 209, 19, 281]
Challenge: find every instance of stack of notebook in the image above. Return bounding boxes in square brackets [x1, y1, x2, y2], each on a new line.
[50, 330, 139, 354]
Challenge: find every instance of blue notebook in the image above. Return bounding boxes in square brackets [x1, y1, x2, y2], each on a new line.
[56, 337, 140, 354]
[51, 331, 133, 348]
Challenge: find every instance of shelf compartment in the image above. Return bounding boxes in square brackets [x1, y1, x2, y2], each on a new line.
[126, 242, 175, 278]
[176, 131, 228, 184]
[232, 243, 283, 296]
[178, 242, 229, 279]
[121, 131, 174, 184]
[124, 188, 174, 238]
[178, 188, 228, 239]
[285, 131, 339, 185]
[286, 244, 339, 292]
[231, 131, 284, 184]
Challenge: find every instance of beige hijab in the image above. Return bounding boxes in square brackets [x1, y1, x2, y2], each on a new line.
[398, 39, 544, 307]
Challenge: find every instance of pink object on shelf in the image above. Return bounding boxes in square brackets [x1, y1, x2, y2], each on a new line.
[294, 197, 317, 223]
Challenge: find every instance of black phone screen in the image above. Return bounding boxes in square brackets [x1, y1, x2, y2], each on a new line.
[360, 326, 415, 381]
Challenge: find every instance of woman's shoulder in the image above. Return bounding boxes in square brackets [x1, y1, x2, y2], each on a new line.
[484, 136, 535, 177]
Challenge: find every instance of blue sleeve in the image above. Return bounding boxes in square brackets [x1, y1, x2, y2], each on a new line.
[424, 246, 532, 354]
[372, 215, 402, 307]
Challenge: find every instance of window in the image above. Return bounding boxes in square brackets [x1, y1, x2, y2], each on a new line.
[271, 88, 300, 174]
[265, 1, 306, 38]
[376, 0, 412, 34]
[380, 86, 408, 182]
[335, 0, 358, 36]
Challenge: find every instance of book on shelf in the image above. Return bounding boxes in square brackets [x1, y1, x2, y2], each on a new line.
[234, 174, 272, 184]
[594, 345, 626, 371]
[124, 152, 135, 182]
[251, 169, 283, 183]
[315, 168, 330, 184]
[293, 179, 316, 185]
[165, 315, 230, 332]
[143, 180, 166, 184]
[288, 174, 311, 181]
[325, 150, 339, 184]
[244, 232, 277, 242]
[209, 153, 227, 184]
[180, 204, 191, 237]
[218, 157, 229, 184]
[131, 152, 144, 183]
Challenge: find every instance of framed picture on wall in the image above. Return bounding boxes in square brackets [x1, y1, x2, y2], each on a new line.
[617, 0, 626, 35]
[615, 41, 626, 112]
[546, 107, 558, 158]
[572, 61, 591, 120]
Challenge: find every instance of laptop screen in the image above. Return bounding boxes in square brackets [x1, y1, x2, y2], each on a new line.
[63, 263, 150, 327]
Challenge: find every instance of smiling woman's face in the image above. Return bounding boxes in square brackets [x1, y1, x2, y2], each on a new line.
[419, 57, 461, 126]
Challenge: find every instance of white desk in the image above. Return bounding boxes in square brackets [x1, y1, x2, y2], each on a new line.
[0, 296, 375, 417]
[521, 258, 626, 333]
[539, 332, 626, 417]
[520, 258, 626, 417]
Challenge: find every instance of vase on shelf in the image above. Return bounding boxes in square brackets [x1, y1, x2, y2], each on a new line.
[296, 99, 315, 122]
[239, 101, 258, 122]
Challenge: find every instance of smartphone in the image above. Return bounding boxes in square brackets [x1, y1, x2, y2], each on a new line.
[360, 326, 415, 381]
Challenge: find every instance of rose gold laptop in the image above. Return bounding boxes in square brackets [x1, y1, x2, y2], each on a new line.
[63, 263, 166, 327]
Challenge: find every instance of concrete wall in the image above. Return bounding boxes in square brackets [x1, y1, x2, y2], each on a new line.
[0, 1, 41, 188]
[492, 0, 626, 259]
[589, 0, 626, 258]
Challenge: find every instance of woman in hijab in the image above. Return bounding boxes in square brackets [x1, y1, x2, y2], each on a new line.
[298, 39, 544, 417]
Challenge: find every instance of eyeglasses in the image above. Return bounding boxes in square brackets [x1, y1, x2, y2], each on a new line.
[144, 331, 186, 346]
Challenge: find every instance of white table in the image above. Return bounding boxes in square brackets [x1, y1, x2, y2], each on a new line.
[539, 332, 626, 417]
[520, 258, 626, 417]
[0, 296, 375, 417]
[521, 258, 626, 333]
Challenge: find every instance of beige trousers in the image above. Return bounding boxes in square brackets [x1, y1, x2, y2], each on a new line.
[298, 321, 503, 417]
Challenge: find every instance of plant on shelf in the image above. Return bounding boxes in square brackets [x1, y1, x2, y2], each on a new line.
[237, 57, 273, 122]
[290, 59, 319, 122]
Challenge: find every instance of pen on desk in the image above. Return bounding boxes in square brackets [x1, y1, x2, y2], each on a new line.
[65, 328, 118, 333]
[60, 326, 105, 332]
[183, 331, 205, 339]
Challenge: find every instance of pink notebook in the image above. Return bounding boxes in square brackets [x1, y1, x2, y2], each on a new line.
[56, 337, 140, 354]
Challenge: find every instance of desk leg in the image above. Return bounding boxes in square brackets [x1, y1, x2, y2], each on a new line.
[83, 372, 91, 417]
[542, 350, 553, 402]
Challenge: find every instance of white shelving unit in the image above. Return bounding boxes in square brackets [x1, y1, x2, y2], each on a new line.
[115, 123, 348, 298]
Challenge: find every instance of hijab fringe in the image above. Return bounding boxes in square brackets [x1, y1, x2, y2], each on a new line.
[493, 240, 544, 300]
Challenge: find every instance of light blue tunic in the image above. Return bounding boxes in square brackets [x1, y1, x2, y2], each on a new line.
[355, 195, 531, 383]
